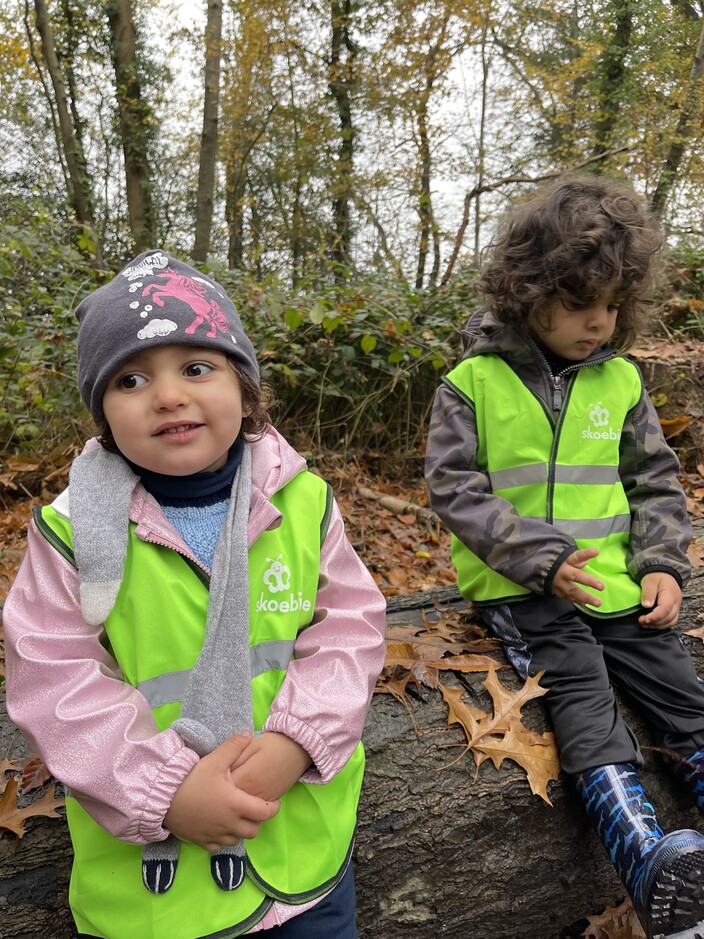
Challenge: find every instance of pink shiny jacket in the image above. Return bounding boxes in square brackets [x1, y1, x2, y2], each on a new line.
[4, 427, 386, 932]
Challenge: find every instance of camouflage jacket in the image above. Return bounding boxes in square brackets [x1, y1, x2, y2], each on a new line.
[424, 308, 692, 597]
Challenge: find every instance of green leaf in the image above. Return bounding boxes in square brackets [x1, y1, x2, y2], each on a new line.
[360, 335, 378, 353]
[309, 302, 327, 325]
[285, 308, 304, 329]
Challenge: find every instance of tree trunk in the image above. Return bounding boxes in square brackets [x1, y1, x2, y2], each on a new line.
[328, 0, 356, 271]
[106, 0, 156, 253]
[192, 0, 223, 263]
[591, 0, 634, 159]
[31, 0, 95, 228]
[415, 95, 433, 290]
[4, 525, 704, 938]
[651, 15, 704, 216]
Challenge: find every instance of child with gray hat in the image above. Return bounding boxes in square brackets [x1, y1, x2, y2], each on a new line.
[4, 250, 386, 939]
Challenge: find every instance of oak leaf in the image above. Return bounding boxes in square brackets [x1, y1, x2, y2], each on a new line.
[21, 757, 53, 794]
[473, 723, 560, 803]
[582, 897, 644, 938]
[0, 758, 16, 796]
[439, 669, 560, 804]
[384, 641, 501, 676]
[0, 775, 65, 839]
[685, 611, 704, 642]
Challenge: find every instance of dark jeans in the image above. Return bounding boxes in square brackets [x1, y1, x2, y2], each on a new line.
[265, 863, 357, 938]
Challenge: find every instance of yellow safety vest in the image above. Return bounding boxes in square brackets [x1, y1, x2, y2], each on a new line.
[34, 469, 364, 939]
[444, 353, 643, 616]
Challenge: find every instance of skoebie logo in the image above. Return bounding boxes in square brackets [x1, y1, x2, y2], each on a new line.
[582, 401, 621, 440]
[589, 402, 609, 427]
[256, 554, 312, 614]
[263, 554, 290, 593]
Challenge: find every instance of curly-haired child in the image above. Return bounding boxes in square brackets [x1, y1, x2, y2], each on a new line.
[426, 174, 704, 939]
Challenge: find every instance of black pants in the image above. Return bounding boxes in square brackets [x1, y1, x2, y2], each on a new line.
[264, 863, 357, 937]
[479, 596, 704, 774]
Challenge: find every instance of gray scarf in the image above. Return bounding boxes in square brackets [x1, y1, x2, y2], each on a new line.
[68, 443, 253, 893]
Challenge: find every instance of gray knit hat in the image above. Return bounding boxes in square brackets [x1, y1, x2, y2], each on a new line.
[76, 250, 259, 424]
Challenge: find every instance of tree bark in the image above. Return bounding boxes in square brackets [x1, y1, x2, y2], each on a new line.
[31, 0, 95, 229]
[652, 15, 704, 216]
[192, 0, 223, 263]
[328, 0, 356, 272]
[106, 0, 156, 253]
[591, 0, 634, 159]
[4, 527, 704, 938]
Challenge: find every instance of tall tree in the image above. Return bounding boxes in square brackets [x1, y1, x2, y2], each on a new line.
[591, 0, 635, 159]
[192, 0, 223, 262]
[31, 0, 96, 229]
[106, 0, 155, 252]
[328, 0, 357, 270]
[651, 11, 704, 214]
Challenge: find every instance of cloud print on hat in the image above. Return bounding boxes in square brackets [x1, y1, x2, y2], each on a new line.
[137, 319, 178, 339]
[75, 250, 259, 424]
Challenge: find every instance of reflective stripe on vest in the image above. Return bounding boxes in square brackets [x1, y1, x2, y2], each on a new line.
[36, 469, 364, 939]
[444, 353, 643, 616]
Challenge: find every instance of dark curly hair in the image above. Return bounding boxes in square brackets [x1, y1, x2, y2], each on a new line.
[475, 174, 664, 351]
[96, 361, 275, 455]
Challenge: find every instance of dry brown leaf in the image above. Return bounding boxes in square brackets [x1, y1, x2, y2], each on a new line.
[21, 757, 53, 794]
[439, 669, 560, 803]
[582, 897, 645, 938]
[660, 415, 694, 439]
[687, 539, 704, 568]
[386, 567, 408, 586]
[685, 612, 704, 642]
[4, 458, 40, 472]
[384, 643, 501, 676]
[0, 776, 65, 839]
[440, 682, 490, 741]
[480, 668, 551, 735]
[473, 723, 560, 803]
[0, 758, 16, 796]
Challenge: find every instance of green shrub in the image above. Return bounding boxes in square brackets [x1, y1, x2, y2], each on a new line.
[0, 204, 102, 452]
[656, 245, 704, 340]
[0, 230, 480, 459]
[212, 264, 480, 454]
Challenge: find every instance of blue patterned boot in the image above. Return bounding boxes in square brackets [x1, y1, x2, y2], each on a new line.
[575, 763, 704, 939]
[664, 749, 704, 813]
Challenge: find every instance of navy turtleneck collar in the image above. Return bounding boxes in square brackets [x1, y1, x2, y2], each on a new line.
[127, 437, 244, 505]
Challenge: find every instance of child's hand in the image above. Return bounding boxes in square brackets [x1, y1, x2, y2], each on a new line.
[552, 548, 604, 607]
[638, 571, 682, 629]
[164, 733, 280, 853]
[231, 732, 312, 803]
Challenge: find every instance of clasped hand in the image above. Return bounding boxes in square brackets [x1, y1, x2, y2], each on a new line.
[164, 731, 312, 853]
[552, 548, 681, 629]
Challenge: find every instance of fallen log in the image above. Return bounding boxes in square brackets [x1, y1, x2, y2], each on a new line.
[2, 520, 704, 939]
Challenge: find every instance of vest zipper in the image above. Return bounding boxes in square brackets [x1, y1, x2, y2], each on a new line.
[527, 332, 616, 413]
[553, 375, 563, 411]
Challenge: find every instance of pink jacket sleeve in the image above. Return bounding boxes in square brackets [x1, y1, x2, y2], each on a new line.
[3, 519, 199, 844]
[262, 497, 387, 782]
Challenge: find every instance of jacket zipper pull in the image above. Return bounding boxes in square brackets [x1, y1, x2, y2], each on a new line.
[553, 376, 563, 410]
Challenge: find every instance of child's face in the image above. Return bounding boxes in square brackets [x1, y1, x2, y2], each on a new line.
[102, 345, 247, 475]
[527, 292, 619, 360]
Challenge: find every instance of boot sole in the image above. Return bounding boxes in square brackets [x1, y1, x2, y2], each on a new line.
[648, 844, 704, 939]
